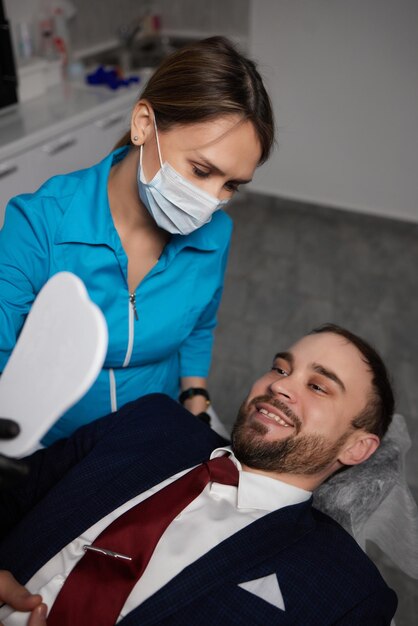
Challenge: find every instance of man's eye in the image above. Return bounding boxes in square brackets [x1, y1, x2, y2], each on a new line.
[192, 166, 210, 179]
[310, 383, 326, 393]
[271, 367, 288, 376]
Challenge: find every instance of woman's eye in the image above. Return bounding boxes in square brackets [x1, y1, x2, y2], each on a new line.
[271, 367, 288, 376]
[224, 181, 240, 193]
[192, 166, 210, 179]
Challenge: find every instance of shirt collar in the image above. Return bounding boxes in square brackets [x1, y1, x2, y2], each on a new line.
[210, 446, 311, 512]
[168, 215, 224, 253]
[55, 147, 223, 253]
[55, 148, 124, 247]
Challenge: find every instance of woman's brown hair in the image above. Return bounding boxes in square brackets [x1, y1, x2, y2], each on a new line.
[114, 36, 274, 164]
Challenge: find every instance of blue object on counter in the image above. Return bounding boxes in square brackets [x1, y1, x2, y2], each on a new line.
[85, 65, 140, 90]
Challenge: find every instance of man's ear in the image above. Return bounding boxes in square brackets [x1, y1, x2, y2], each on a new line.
[338, 431, 380, 466]
[130, 99, 154, 145]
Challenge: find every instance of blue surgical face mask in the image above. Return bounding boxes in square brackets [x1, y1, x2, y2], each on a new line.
[137, 118, 228, 235]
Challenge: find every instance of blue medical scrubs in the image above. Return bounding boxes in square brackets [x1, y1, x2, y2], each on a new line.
[0, 148, 232, 444]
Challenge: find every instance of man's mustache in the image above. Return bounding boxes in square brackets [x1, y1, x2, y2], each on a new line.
[246, 394, 302, 432]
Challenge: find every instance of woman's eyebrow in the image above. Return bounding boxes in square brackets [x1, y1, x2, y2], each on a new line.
[194, 153, 252, 184]
[311, 363, 346, 392]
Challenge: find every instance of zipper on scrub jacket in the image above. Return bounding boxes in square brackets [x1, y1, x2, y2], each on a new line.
[129, 293, 139, 321]
[122, 293, 138, 368]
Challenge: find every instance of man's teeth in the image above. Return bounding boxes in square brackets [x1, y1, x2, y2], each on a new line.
[259, 407, 291, 427]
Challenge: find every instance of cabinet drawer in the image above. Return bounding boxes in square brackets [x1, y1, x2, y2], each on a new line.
[36, 129, 92, 182]
[32, 110, 130, 188]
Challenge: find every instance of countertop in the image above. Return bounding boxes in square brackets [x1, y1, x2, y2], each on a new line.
[0, 77, 142, 162]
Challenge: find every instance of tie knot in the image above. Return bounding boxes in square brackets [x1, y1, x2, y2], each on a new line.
[204, 455, 239, 487]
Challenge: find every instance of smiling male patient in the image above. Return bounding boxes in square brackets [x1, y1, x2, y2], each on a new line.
[0, 323, 397, 625]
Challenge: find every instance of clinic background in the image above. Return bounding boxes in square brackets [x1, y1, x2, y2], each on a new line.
[2, 0, 418, 623]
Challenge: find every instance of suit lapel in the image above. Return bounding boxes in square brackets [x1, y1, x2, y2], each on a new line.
[120, 498, 314, 626]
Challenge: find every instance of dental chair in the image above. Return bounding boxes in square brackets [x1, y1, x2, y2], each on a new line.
[1, 273, 417, 596]
[314, 413, 418, 626]
[314, 413, 418, 581]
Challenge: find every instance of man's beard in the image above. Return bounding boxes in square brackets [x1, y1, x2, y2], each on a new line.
[231, 395, 350, 475]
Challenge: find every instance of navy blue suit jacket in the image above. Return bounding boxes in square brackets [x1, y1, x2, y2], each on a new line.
[0, 394, 397, 625]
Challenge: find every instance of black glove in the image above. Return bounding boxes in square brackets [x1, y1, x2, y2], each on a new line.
[0, 418, 29, 489]
[0, 418, 20, 439]
[196, 412, 211, 426]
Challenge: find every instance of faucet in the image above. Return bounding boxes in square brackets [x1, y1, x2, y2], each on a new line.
[117, 21, 144, 52]
[116, 17, 147, 74]
[116, 12, 172, 73]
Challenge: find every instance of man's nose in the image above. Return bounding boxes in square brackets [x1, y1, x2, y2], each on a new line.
[269, 377, 297, 403]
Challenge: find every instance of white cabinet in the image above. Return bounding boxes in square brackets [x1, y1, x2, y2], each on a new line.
[0, 102, 130, 227]
[90, 110, 130, 159]
[33, 110, 129, 184]
[0, 153, 32, 227]
[34, 131, 91, 183]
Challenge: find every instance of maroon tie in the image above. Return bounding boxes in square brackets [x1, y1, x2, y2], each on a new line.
[48, 456, 239, 626]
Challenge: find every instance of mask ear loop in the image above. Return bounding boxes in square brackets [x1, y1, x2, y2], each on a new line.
[153, 116, 164, 168]
[139, 116, 163, 172]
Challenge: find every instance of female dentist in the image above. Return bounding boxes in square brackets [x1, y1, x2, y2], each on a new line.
[0, 37, 274, 444]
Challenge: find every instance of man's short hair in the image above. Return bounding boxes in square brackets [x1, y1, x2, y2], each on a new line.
[310, 323, 394, 439]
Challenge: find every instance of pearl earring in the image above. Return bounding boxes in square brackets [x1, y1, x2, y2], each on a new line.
[133, 135, 139, 142]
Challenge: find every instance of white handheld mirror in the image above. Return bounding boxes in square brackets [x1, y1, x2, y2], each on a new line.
[0, 272, 108, 457]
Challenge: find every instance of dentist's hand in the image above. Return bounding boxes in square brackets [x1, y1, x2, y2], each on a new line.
[0, 570, 47, 625]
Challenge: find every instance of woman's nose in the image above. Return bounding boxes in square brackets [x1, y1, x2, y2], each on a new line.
[195, 177, 231, 201]
[208, 183, 230, 201]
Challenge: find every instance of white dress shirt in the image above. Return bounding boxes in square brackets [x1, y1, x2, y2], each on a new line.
[0, 447, 310, 625]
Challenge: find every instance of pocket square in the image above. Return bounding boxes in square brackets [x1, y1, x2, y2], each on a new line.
[238, 573, 285, 610]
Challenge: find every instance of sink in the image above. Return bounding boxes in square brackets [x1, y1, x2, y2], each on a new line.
[81, 34, 197, 75]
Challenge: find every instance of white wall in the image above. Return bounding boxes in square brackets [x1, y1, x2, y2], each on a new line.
[3, 0, 41, 22]
[249, 0, 418, 222]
